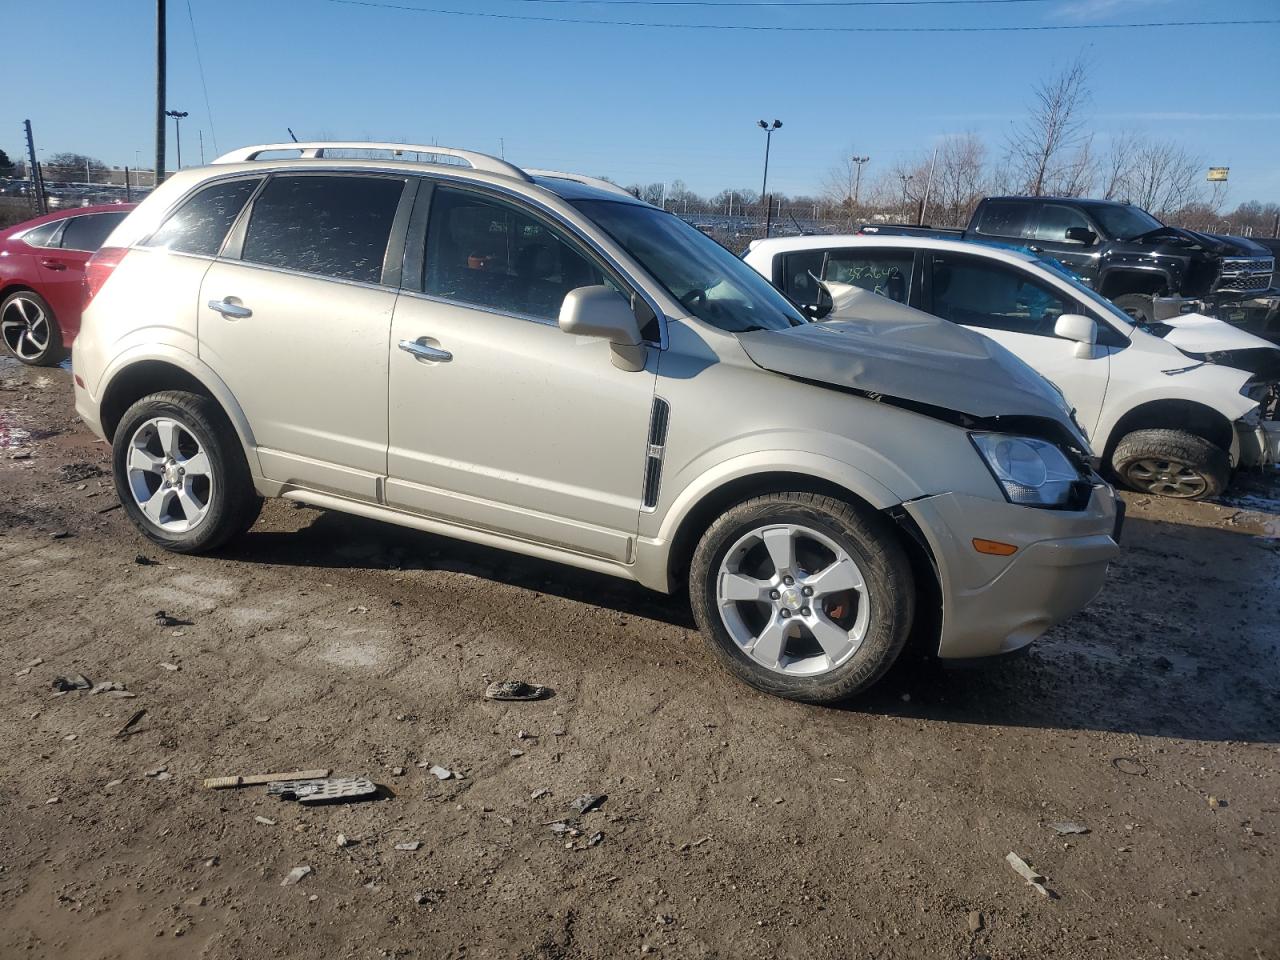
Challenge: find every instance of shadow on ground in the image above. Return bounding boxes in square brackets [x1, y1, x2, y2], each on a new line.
[224, 506, 1279, 744]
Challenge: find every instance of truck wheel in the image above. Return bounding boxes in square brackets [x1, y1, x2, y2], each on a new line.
[112, 390, 263, 553]
[689, 492, 915, 704]
[1113, 294, 1155, 325]
[1110, 429, 1229, 500]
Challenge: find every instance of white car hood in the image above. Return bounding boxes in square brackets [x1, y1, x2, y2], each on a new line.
[1159, 313, 1280, 355]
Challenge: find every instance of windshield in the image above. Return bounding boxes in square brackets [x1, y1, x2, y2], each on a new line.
[1035, 254, 1136, 330]
[1085, 203, 1163, 241]
[574, 199, 806, 332]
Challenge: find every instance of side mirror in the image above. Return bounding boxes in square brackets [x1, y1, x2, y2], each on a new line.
[1064, 226, 1096, 246]
[558, 285, 646, 372]
[1054, 313, 1098, 358]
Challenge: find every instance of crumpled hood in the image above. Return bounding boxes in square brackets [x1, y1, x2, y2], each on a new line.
[737, 285, 1083, 438]
[1160, 312, 1280, 354]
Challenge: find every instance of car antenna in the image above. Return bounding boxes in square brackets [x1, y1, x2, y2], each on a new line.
[789, 212, 812, 236]
[287, 127, 299, 143]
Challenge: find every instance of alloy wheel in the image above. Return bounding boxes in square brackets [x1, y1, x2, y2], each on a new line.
[1, 296, 51, 361]
[716, 522, 871, 677]
[1124, 458, 1208, 498]
[126, 417, 215, 532]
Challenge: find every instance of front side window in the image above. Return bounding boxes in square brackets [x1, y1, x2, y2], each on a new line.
[145, 178, 261, 256]
[779, 250, 825, 307]
[823, 249, 914, 304]
[60, 212, 129, 252]
[241, 175, 404, 283]
[1082, 202, 1163, 241]
[1033, 204, 1093, 243]
[423, 186, 615, 322]
[576, 199, 806, 333]
[930, 253, 1072, 336]
[974, 201, 1031, 239]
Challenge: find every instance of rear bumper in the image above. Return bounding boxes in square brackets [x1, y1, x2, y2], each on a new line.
[904, 483, 1120, 660]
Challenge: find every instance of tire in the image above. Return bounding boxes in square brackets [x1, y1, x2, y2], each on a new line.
[1, 290, 64, 366]
[1113, 293, 1155, 325]
[689, 492, 915, 704]
[1110, 428, 1229, 500]
[112, 390, 262, 553]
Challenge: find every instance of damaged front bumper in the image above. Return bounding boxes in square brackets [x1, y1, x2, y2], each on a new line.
[1236, 415, 1280, 468]
[903, 482, 1120, 660]
[1154, 291, 1280, 343]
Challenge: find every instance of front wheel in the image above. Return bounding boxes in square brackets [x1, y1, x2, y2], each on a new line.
[112, 390, 262, 553]
[1110, 428, 1229, 500]
[689, 492, 915, 704]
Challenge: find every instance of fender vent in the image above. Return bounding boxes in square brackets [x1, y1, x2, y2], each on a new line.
[641, 397, 670, 511]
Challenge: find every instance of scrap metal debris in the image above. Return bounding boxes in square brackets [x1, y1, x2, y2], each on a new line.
[134, 554, 158, 565]
[1006, 851, 1055, 899]
[153, 611, 193, 628]
[52, 674, 92, 692]
[114, 709, 146, 739]
[569, 793, 606, 815]
[484, 680, 552, 702]
[255, 816, 277, 826]
[428, 765, 456, 781]
[203, 769, 331, 790]
[395, 841, 422, 851]
[281, 865, 312, 886]
[268, 776, 378, 805]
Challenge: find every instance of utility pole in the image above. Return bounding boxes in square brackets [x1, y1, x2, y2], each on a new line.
[757, 119, 782, 238]
[125, 167, 132, 202]
[918, 147, 938, 226]
[849, 155, 869, 225]
[155, 0, 167, 184]
[24, 119, 48, 215]
[166, 110, 188, 168]
[198, 129, 205, 165]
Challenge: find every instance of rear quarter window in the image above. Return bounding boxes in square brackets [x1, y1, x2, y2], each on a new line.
[144, 178, 262, 257]
[60, 212, 129, 252]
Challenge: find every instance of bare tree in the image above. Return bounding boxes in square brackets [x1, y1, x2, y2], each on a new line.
[1005, 55, 1092, 196]
[930, 133, 988, 226]
[820, 153, 873, 225]
[1099, 130, 1141, 200]
[43, 152, 108, 183]
[1124, 138, 1203, 216]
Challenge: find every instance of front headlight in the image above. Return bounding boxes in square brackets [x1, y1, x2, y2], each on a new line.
[970, 433, 1084, 508]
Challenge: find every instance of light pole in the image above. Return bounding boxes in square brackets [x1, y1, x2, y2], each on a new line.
[757, 119, 782, 238]
[898, 173, 913, 222]
[165, 109, 188, 169]
[849, 155, 869, 224]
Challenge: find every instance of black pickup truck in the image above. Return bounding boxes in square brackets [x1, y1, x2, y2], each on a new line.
[860, 196, 1279, 336]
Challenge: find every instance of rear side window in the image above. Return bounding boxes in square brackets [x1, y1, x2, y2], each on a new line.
[779, 250, 825, 307]
[974, 201, 1031, 239]
[146, 178, 261, 256]
[60, 212, 129, 252]
[824, 250, 914, 304]
[423, 186, 615, 321]
[241, 175, 404, 284]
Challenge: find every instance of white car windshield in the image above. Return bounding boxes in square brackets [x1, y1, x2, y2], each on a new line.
[575, 200, 807, 333]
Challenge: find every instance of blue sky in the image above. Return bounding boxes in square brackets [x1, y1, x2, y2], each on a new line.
[8, 0, 1280, 202]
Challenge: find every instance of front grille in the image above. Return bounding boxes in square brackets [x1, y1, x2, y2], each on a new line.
[1216, 257, 1274, 293]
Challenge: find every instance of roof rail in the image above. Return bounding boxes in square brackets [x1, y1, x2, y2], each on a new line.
[524, 169, 637, 200]
[211, 141, 532, 183]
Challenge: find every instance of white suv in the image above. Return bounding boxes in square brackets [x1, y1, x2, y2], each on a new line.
[74, 142, 1120, 703]
[745, 234, 1280, 499]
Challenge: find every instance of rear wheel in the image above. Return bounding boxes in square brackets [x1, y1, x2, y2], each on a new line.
[689, 492, 915, 704]
[112, 390, 262, 553]
[1111, 428, 1229, 500]
[1, 290, 63, 366]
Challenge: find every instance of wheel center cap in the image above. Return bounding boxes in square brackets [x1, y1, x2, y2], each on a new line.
[780, 587, 802, 609]
[163, 463, 182, 487]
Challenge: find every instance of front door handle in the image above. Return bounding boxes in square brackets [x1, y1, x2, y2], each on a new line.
[208, 298, 252, 319]
[40, 259, 67, 271]
[398, 338, 452, 363]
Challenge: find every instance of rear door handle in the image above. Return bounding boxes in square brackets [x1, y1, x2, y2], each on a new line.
[208, 298, 252, 319]
[40, 259, 67, 271]
[399, 338, 452, 363]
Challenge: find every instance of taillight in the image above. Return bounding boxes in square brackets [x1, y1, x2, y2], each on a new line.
[83, 246, 129, 308]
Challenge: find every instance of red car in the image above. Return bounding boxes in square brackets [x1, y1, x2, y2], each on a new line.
[0, 204, 135, 366]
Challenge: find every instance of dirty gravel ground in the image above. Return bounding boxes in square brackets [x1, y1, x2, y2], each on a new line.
[2, 359, 1278, 960]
